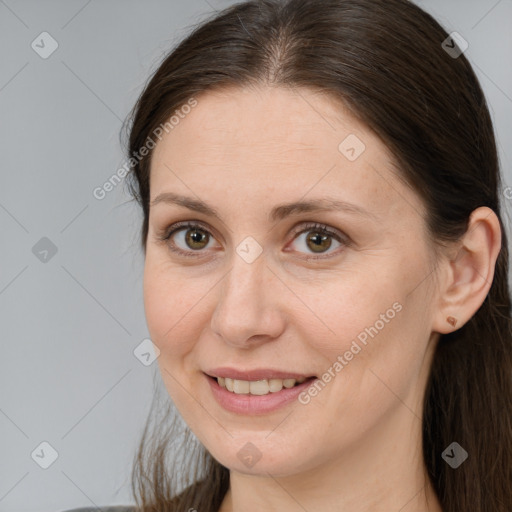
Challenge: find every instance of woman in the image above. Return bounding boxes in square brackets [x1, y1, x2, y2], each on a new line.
[66, 0, 512, 510]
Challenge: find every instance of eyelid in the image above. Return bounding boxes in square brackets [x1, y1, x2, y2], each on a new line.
[289, 222, 346, 242]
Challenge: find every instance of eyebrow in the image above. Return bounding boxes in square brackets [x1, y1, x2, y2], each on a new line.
[150, 192, 377, 222]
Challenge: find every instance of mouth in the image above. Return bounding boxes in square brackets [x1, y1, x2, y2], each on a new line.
[204, 373, 317, 396]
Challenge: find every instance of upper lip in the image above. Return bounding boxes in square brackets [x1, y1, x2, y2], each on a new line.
[205, 367, 316, 381]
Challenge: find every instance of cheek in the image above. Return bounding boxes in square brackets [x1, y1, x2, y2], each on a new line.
[299, 261, 425, 400]
[142, 256, 204, 358]
[143, 259, 208, 415]
[298, 266, 405, 357]
[306, 278, 430, 427]
[313, 245, 428, 354]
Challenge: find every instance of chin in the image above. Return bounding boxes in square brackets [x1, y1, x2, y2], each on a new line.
[206, 434, 321, 478]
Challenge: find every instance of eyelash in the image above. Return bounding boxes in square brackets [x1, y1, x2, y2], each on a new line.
[157, 220, 350, 260]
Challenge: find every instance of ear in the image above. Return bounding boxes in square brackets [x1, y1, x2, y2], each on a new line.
[432, 206, 502, 334]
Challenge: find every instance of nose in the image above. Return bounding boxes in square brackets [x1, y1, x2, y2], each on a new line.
[210, 250, 286, 348]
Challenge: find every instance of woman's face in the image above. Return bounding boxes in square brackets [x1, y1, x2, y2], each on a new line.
[143, 85, 441, 477]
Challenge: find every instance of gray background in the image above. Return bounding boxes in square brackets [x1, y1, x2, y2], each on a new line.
[1, 1, 511, 511]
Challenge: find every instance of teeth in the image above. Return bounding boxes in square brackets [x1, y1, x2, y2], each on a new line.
[268, 379, 283, 392]
[225, 377, 234, 392]
[216, 376, 309, 395]
[250, 380, 269, 395]
[233, 379, 250, 393]
[283, 378, 296, 388]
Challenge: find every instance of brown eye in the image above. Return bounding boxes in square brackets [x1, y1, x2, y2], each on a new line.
[287, 222, 347, 259]
[161, 222, 219, 257]
[305, 231, 332, 253]
[184, 227, 210, 250]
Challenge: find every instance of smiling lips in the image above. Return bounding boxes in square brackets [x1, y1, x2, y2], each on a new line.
[205, 367, 316, 396]
[206, 370, 318, 414]
[218, 376, 308, 395]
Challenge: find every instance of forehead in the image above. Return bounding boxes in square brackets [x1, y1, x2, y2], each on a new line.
[149, 86, 424, 223]
[154, 85, 379, 158]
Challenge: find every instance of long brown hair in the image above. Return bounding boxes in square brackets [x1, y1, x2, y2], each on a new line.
[122, 0, 512, 510]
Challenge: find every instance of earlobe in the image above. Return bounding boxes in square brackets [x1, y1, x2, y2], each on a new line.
[432, 206, 502, 335]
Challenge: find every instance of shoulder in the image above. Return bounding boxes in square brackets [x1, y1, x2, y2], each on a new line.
[60, 507, 136, 512]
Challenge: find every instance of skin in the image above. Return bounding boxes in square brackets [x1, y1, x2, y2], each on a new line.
[143, 85, 501, 512]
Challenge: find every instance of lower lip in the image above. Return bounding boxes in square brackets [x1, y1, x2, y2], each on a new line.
[205, 374, 317, 415]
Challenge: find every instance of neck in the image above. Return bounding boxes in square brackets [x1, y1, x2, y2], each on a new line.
[218, 402, 443, 512]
